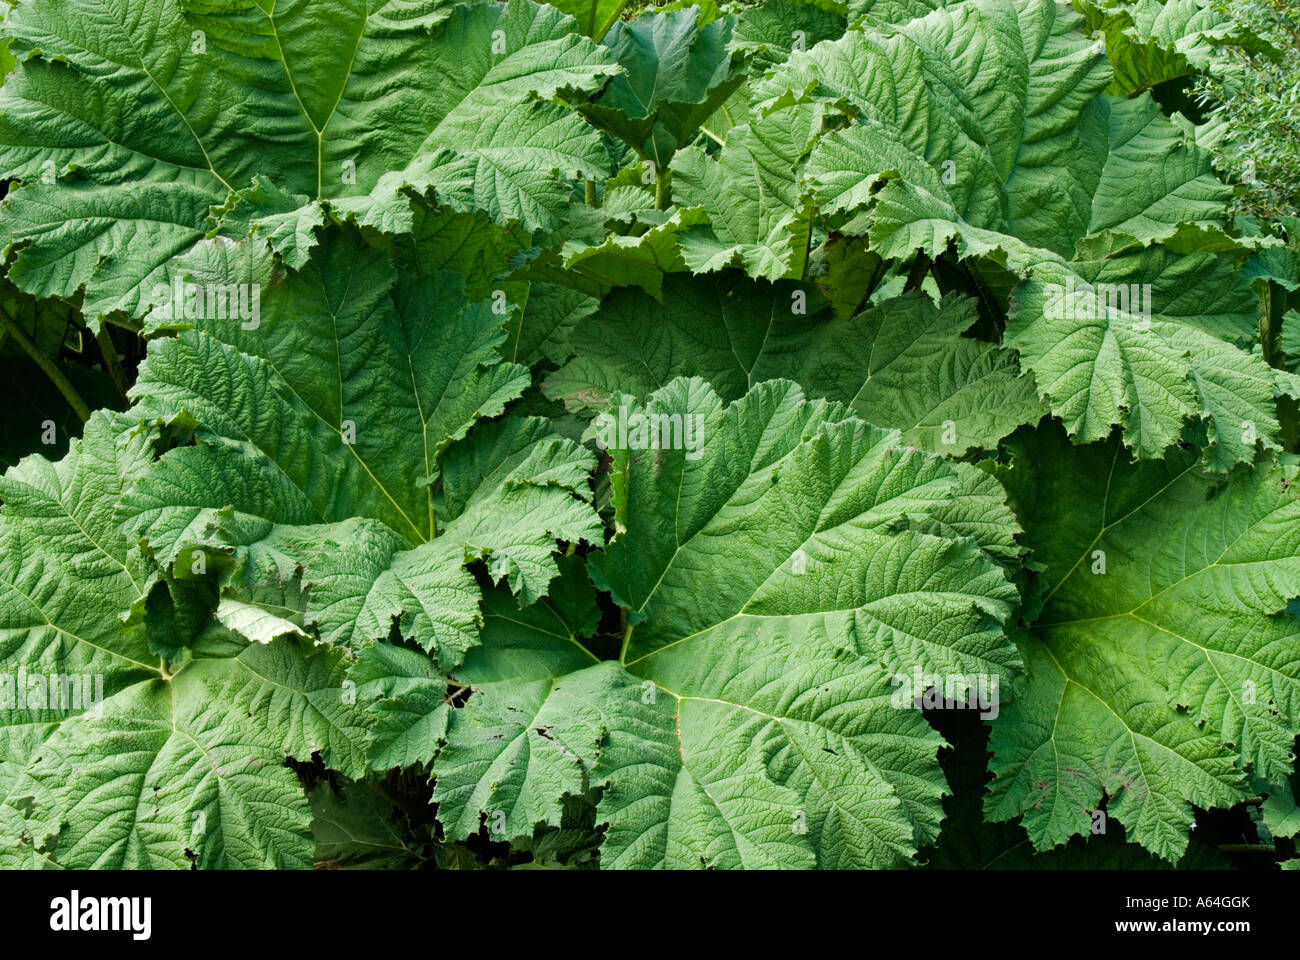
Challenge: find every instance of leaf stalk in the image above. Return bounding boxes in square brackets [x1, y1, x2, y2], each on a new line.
[0, 305, 92, 422]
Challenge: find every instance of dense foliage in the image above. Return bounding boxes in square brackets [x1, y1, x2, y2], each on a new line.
[1197, 0, 1300, 220]
[1, 0, 1298, 870]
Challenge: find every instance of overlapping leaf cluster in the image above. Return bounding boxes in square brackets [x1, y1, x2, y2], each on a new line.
[1, 0, 1297, 870]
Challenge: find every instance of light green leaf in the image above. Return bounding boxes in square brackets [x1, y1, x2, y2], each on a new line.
[0, 0, 619, 321]
[588, 378, 1021, 867]
[349, 642, 449, 772]
[987, 424, 1300, 860]
[7, 636, 371, 869]
[548, 0, 628, 40]
[1004, 246, 1285, 467]
[117, 232, 601, 665]
[670, 101, 824, 280]
[559, 204, 705, 297]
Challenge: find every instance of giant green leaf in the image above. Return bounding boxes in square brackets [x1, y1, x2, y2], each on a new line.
[594, 377, 1020, 867]
[0, 0, 620, 321]
[117, 231, 602, 667]
[787, 0, 1231, 258]
[0, 411, 372, 868]
[429, 553, 605, 838]
[7, 634, 372, 869]
[753, 0, 1284, 466]
[922, 719, 1230, 869]
[434, 377, 1022, 867]
[986, 424, 1300, 861]
[1004, 246, 1295, 468]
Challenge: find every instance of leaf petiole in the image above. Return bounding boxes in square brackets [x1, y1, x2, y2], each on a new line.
[0, 304, 92, 422]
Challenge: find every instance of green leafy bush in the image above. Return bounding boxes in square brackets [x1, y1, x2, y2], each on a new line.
[1, 0, 1298, 870]
[1197, 0, 1300, 219]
